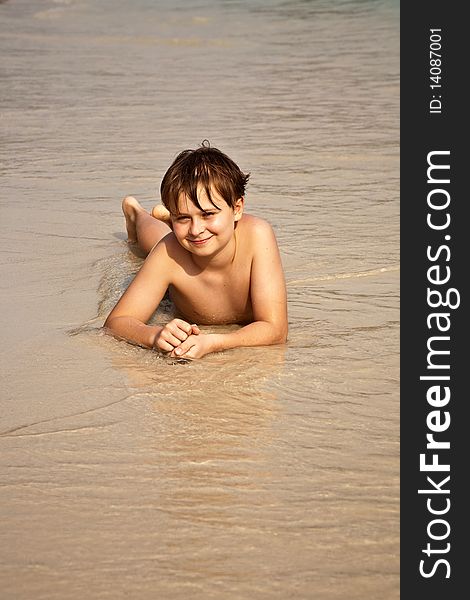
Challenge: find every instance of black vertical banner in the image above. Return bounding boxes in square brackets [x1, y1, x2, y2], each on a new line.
[401, 3, 465, 599]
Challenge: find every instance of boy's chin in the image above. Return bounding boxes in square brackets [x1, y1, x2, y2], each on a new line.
[187, 245, 215, 255]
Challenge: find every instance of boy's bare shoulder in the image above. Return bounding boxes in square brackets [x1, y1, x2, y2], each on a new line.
[148, 232, 192, 269]
[239, 214, 278, 246]
[240, 213, 275, 235]
[150, 232, 183, 256]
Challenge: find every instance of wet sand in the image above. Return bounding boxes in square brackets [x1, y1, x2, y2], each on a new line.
[0, 0, 399, 598]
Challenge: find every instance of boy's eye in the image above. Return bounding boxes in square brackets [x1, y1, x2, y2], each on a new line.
[203, 212, 216, 218]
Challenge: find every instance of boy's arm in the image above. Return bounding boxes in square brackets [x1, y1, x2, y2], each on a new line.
[173, 221, 287, 358]
[216, 221, 288, 349]
[104, 242, 187, 350]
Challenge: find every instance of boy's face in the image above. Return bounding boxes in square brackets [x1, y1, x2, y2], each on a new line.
[171, 186, 243, 258]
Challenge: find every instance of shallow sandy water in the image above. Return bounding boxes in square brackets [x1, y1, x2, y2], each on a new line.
[0, 0, 399, 598]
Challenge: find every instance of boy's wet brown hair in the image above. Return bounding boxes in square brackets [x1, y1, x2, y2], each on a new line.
[160, 140, 250, 215]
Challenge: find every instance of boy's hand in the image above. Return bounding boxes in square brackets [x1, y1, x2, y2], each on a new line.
[170, 333, 215, 360]
[153, 319, 200, 353]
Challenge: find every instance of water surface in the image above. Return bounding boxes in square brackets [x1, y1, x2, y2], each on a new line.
[0, 1, 399, 598]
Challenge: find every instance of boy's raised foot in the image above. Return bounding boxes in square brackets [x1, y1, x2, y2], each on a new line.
[151, 204, 172, 225]
[122, 195, 144, 244]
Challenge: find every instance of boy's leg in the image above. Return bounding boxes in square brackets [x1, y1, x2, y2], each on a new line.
[122, 196, 171, 255]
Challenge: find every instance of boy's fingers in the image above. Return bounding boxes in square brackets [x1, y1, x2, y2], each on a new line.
[174, 319, 194, 335]
[166, 320, 192, 341]
[191, 324, 200, 335]
[158, 327, 184, 349]
[157, 339, 175, 353]
[163, 332, 183, 347]
[174, 336, 196, 357]
[168, 326, 189, 342]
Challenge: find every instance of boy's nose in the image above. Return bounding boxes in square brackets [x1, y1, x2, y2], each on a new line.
[189, 217, 205, 237]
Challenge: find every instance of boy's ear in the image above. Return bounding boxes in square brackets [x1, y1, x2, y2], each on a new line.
[233, 197, 244, 221]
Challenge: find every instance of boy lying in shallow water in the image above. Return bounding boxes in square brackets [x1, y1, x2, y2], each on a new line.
[104, 142, 288, 359]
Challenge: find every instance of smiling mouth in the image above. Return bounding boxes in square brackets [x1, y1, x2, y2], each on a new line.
[187, 236, 213, 245]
